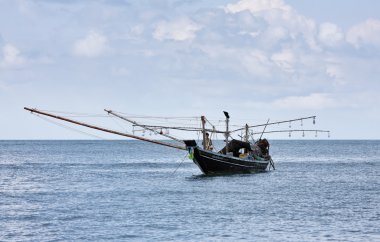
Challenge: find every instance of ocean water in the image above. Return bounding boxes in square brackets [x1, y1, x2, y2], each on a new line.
[0, 140, 379, 241]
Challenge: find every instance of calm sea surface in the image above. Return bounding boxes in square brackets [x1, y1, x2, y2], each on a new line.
[1, 140, 379, 241]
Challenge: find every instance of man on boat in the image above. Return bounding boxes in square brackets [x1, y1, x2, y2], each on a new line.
[203, 133, 214, 151]
[250, 139, 271, 160]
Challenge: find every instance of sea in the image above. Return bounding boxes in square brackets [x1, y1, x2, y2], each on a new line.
[0, 140, 379, 241]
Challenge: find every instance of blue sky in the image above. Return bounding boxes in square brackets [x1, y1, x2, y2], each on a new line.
[1, 0, 380, 139]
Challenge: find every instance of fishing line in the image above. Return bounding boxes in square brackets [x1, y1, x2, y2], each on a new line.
[110, 116, 129, 133]
[110, 110, 199, 120]
[33, 113, 109, 140]
[107, 110, 185, 143]
[171, 153, 189, 175]
[39, 109, 108, 117]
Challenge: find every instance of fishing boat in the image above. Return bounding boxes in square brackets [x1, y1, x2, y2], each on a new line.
[184, 139, 272, 175]
[24, 107, 330, 175]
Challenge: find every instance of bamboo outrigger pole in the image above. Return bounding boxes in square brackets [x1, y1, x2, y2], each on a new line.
[24, 107, 186, 150]
[232, 116, 317, 133]
[251, 129, 330, 135]
[259, 119, 270, 140]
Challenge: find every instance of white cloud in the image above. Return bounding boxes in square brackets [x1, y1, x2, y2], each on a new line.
[0, 44, 26, 69]
[271, 49, 295, 73]
[224, 0, 291, 13]
[346, 19, 380, 48]
[263, 26, 288, 41]
[224, 0, 319, 51]
[73, 31, 108, 57]
[199, 44, 273, 79]
[153, 18, 201, 41]
[240, 49, 272, 77]
[272, 93, 339, 110]
[318, 22, 343, 47]
[326, 64, 343, 83]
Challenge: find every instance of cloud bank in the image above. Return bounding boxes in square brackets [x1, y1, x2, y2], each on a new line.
[1, 0, 380, 138]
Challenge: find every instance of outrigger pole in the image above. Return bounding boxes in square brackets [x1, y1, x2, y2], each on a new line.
[104, 109, 184, 144]
[140, 116, 318, 135]
[232, 116, 317, 133]
[251, 129, 330, 135]
[134, 125, 225, 134]
[24, 107, 186, 150]
[259, 119, 270, 140]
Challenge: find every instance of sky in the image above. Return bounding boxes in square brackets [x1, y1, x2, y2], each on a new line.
[0, 0, 380, 140]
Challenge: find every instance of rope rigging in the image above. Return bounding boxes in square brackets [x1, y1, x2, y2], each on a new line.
[231, 116, 316, 133]
[24, 107, 333, 176]
[33, 113, 110, 140]
[26, 107, 330, 142]
[25, 107, 186, 150]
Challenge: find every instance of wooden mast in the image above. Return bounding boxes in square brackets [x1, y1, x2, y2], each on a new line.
[223, 111, 230, 154]
[24, 107, 186, 150]
[244, 123, 249, 153]
[245, 124, 249, 142]
[201, 116, 206, 150]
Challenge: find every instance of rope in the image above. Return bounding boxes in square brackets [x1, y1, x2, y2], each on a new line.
[33, 113, 109, 140]
[108, 110, 200, 120]
[110, 116, 128, 132]
[269, 158, 275, 170]
[39, 109, 108, 117]
[204, 117, 215, 128]
[171, 153, 189, 175]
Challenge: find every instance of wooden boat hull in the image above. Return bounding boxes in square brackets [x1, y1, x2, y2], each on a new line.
[192, 147, 269, 175]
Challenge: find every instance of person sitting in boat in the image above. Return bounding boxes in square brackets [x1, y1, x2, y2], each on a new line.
[202, 133, 214, 151]
[250, 139, 271, 160]
[257, 139, 270, 157]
